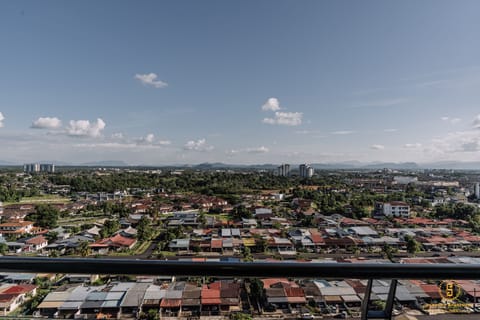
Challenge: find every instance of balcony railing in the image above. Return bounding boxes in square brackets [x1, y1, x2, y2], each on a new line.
[1, 257, 479, 319]
[0, 256, 479, 279]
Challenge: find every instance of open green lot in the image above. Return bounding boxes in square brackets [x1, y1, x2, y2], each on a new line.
[3, 195, 71, 206]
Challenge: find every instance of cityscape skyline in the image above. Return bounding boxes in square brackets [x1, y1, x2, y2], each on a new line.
[2, 1, 480, 165]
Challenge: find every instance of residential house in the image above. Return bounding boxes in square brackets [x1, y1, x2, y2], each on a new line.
[89, 234, 137, 254]
[0, 284, 37, 316]
[262, 279, 306, 312]
[0, 220, 34, 235]
[169, 239, 190, 252]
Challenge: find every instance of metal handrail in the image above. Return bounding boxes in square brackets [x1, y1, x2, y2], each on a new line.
[0, 257, 479, 279]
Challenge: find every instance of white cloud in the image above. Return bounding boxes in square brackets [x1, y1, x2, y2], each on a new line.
[261, 97, 281, 111]
[263, 111, 303, 126]
[441, 116, 461, 124]
[473, 114, 480, 129]
[370, 144, 385, 150]
[331, 130, 355, 135]
[184, 138, 213, 152]
[0, 112, 4, 128]
[66, 118, 106, 138]
[246, 146, 269, 153]
[111, 132, 124, 139]
[134, 73, 168, 88]
[432, 129, 480, 153]
[157, 140, 171, 146]
[31, 117, 62, 129]
[227, 146, 270, 155]
[142, 133, 155, 143]
[137, 133, 171, 146]
[384, 128, 398, 132]
[404, 143, 422, 148]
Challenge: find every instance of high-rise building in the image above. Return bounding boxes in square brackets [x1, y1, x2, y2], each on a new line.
[40, 163, 55, 173]
[299, 164, 314, 178]
[475, 183, 480, 199]
[24, 163, 55, 173]
[23, 163, 40, 173]
[307, 166, 314, 178]
[277, 164, 290, 177]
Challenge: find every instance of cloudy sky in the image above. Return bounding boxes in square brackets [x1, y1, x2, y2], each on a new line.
[2, 1, 480, 165]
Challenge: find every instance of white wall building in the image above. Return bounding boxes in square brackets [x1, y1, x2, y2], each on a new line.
[382, 201, 410, 218]
[299, 164, 314, 178]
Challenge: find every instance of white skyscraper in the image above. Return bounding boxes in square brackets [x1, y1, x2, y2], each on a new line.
[299, 164, 314, 178]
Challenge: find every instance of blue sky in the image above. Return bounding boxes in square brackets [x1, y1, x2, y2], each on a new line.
[2, 1, 480, 165]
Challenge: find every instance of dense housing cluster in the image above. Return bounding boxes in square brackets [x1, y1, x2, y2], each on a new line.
[1, 166, 480, 318]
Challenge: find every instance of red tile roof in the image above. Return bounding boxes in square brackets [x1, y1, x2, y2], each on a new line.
[201, 288, 221, 305]
[211, 239, 222, 249]
[285, 287, 304, 297]
[1, 285, 36, 295]
[160, 299, 182, 308]
[261, 278, 290, 289]
[0, 293, 17, 303]
[25, 235, 47, 246]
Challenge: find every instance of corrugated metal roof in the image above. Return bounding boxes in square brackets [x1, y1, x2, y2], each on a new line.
[104, 292, 124, 301]
[41, 291, 71, 302]
[59, 301, 82, 310]
[110, 282, 135, 292]
[160, 298, 182, 308]
[341, 295, 362, 303]
[86, 292, 107, 301]
[164, 290, 182, 299]
[81, 300, 103, 309]
[121, 283, 149, 307]
[37, 300, 64, 309]
[66, 286, 93, 302]
[143, 289, 166, 300]
[267, 297, 288, 304]
[102, 300, 120, 308]
[182, 298, 201, 306]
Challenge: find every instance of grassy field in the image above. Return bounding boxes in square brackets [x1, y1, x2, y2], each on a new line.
[109, 241, 153, 257]
[4, 194, 71, 206]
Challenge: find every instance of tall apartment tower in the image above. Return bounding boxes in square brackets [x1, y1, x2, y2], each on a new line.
[40, 163, 55, 173]
[299, 164, 314, 178]
[277, 164, 290, 177]
[475, 182, 480, 199]
[23, 163, 40, 173]
[24, 163, 55, 173]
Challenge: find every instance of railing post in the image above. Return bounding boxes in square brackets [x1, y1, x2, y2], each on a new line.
[362, 279, 398, 320]
[361, 279, 373, 320]
[384, 279, 398, 320]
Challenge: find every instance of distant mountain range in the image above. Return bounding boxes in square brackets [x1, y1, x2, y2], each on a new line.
[2, 160, 480, 170]
[189, 161, 480, 170]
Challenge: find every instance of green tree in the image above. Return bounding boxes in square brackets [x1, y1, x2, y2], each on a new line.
[230, 313, 253, 320]
[0, 243, 7, 255]
[405, 235, 421, 255]
[249, 278, 264, 307]
[100, 219, 120, 238]
[137, 216, 154, 241]
[28, 204, 59, 228]
[242, 247, 253, 262]
[232, 205, 252, 220]
[78, 241, 91, 257]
